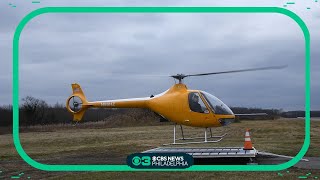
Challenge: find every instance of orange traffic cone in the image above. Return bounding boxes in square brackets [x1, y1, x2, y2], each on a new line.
[243, 129, 254, 150]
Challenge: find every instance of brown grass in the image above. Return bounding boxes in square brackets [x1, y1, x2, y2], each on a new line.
[1, 118, 319, 179]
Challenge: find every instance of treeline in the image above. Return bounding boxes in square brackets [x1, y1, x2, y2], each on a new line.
[230, 107, 320, 119]
[281, 111, 320, 118]
[0, 96, 161, 127]
[230, 107, 282, 120]
[1, 96, 318, 127]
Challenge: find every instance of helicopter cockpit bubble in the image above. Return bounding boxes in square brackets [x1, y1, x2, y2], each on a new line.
[201, 91, 234, 115]
[188, 92, 209, 113]
[67, 96, 83, 113]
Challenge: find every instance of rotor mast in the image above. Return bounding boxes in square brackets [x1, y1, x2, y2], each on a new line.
[171, 74, 188, 84]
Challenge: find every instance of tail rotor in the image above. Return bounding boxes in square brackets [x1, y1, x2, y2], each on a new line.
[69, 96, 83, 113]
[66, 83, 89, 121]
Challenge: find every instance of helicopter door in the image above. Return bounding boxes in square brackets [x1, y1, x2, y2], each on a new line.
[188, 92, 209, 114]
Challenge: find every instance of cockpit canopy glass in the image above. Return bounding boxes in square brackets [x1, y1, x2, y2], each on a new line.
[188, 92, 209, 114]
[201, 91, 234, 115]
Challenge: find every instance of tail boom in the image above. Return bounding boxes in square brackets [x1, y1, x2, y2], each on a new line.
[66, 83, 149, 121]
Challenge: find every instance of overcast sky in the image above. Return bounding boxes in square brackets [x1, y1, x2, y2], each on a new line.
[0, 0, 319, 111]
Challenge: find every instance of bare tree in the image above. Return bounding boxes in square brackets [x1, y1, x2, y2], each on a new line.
[21, 96, 48, 126]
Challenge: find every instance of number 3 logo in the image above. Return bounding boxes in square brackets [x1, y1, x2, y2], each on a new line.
[141, 156, 151, 166]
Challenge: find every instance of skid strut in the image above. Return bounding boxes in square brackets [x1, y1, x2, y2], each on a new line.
[177, 125, 227, 140]
[163, 124, 227, 146]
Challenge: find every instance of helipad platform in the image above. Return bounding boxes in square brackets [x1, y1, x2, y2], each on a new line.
[143, 147, 257, 158]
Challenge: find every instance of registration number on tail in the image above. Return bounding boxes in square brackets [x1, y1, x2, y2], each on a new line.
[101, 102, 115, 107]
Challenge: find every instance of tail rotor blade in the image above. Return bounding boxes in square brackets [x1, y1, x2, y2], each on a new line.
[71, 96, 75, 111]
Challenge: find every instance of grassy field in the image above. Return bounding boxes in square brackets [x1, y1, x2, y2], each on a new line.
[1, 118, 319, 179]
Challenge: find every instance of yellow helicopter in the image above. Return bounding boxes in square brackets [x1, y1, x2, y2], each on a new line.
[66, 65, 285, 145]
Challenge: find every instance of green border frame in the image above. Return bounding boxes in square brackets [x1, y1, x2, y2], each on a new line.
[13, 7, 310, 171]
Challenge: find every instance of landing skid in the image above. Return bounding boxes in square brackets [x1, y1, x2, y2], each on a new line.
[163, 124, 227, 146]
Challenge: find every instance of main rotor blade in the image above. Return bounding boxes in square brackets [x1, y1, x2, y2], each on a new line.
[186, 65, 287, 77]
[102, 72, 170, 79]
